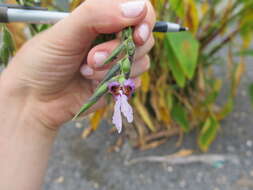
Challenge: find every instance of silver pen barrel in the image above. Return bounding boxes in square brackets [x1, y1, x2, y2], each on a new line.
[7, 8, 68, 24]
[0, 7, 188, 32]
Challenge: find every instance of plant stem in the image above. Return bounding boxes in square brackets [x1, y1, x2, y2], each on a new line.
[73, 27, 135, 119]
[207, 27, 240, 57]
[102, 43, 126, 65]
[98, 64, 120, 87]
[199, 1, 240, 51]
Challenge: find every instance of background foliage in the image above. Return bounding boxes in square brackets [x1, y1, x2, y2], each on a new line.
[1, 0, 253, 151]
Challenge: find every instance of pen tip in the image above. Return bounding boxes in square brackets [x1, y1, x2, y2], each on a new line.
[179, 27, 188, 31]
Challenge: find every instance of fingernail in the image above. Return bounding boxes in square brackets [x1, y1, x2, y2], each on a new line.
[81, 65, 94, 76]
[94, 51, 108, 67]
[138, 23, 149, 42]
[121, 1, 146, 18]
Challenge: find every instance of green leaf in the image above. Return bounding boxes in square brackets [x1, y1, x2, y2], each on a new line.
[2, 26, 14, 50]
[235, 49, 253, 56]
[0, 25, 15, 66]
[231, 63, 245, 97]
[171, 103, 189, 132]
[203, 79, 222, 106]
[169, 0, 184, 18]
[248, 83, 253, 107]
[102, 43, 125, 65]
[0, 46, 9, 65]
[38, 24, 52, 32]
[164, 36, 186, 87]
[166, 32, 199, 79]
[216, 97, 234, 120]
[198, 116, 219, 152]
[99, 64, 120, 87]
[72, 84, 108, 120]
[166, 90, 174, 110]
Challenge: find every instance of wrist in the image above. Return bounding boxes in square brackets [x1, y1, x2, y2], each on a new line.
[0, 73, 58, 140]
[0, 73, 58, 190]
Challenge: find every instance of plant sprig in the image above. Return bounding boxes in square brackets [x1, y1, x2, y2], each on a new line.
[72, 27, 135, 120]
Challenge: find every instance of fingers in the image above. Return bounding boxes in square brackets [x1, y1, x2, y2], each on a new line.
[81, 55, 150, 81]
[83, 35, 154, 71]
[132, 77, 142, 88]
[133, 1, 156, 46]
[43, 0, 148, 54]
[135, 35, 155, 60]
[130, 55, 150, 77]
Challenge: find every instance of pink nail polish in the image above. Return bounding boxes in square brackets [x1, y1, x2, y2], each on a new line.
[138, 23, 149, 42]
[121, 1, 146, 18]
[94, 51, 108, 67]
[81, 65, 94, 76]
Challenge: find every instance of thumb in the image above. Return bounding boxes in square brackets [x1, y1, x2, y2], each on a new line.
[43, 0, 148, 55]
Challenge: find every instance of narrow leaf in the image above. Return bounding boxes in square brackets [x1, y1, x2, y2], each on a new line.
[248, 83, 253, 107]
[6, 23, 26, 49]
[235, 49, 253, 56]
[215, 97, 234, 121]
[141, 71, 150, 93]
[0, 25, 15, 66]
[90, 107, 106, 130]
[184, 0, 199, 34]
[170, 0, 185, 18]
[231, 63, 245, 97]
[70, 0, 84, 10]
[198, 116, 219, 152]
[133, 98, 156, 132]
[171, 103, 189, 132]
[99, 63, 120, 87]
[72, 82, 108, 120]
[102, 43, 125, 66]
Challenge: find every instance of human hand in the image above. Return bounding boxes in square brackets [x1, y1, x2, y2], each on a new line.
[0, 0, 156, 130]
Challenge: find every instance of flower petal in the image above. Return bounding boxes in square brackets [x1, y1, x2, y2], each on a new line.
[123, 79, 135, 97]
[112, 98, 123, 133]
[124, 79, 135, 91]
[120, 94, 133, 123]
[108, 81, 120, 94]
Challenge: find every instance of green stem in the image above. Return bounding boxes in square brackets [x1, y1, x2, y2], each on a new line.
[199, 1, 240, 50]
[207, 27, 240, 57]
[72, 75, 121, 120]
[73, 27, 136, 119]
[102, 43, 126, 65]
[98, 63, 120, 87]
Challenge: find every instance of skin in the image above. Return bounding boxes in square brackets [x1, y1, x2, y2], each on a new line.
[0, 0, 155, 189]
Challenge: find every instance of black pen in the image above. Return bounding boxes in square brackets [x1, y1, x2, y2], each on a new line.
[0, 4, 188, 32]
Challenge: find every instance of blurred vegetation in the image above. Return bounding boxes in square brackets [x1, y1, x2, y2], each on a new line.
[1, 0, 253, 151]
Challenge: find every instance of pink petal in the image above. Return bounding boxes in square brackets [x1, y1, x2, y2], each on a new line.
[124, 79, 135, 92]
[108, 81, 120, 93]
[112, 98, 122, 133]
[120, 94, 133, 123]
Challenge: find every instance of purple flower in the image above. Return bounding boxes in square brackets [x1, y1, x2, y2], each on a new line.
[108, 79, 135, 133]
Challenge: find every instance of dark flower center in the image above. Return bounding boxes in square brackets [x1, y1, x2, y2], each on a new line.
[123, 86, 132, 97]
[109, 85, 133, 98]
